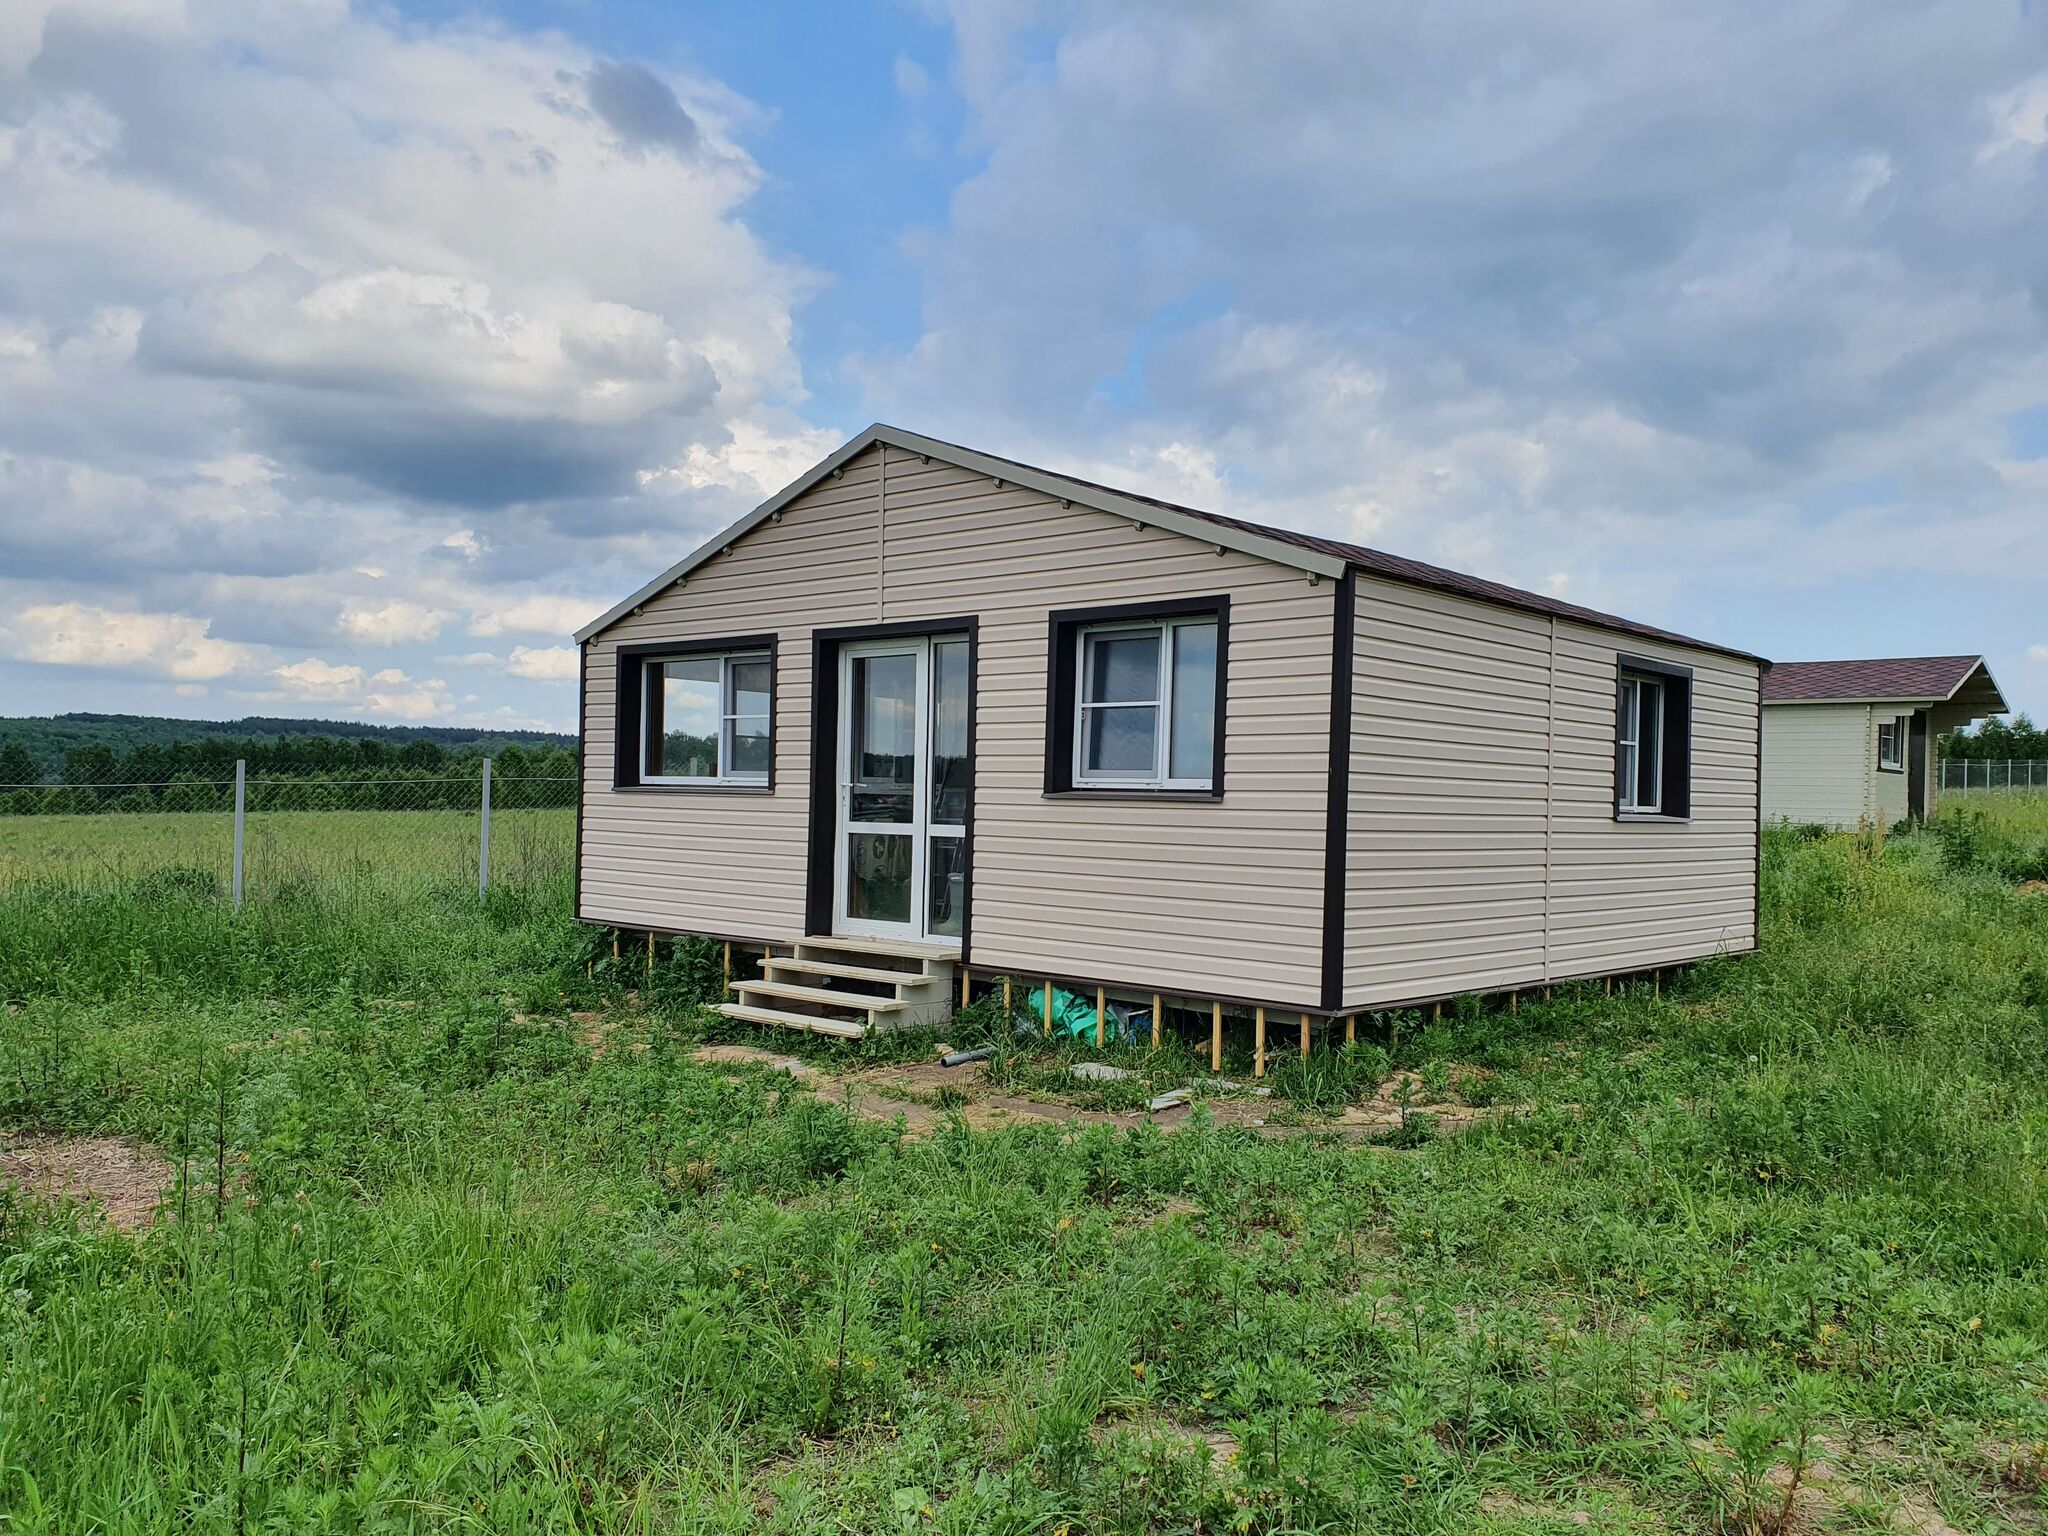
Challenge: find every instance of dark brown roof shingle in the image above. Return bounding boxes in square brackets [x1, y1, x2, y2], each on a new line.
[1761, 655, 1988, 703]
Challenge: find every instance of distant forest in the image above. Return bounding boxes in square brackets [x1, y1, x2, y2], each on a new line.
[0, 713, 579, 815]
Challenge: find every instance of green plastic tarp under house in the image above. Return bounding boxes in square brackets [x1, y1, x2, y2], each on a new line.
[1025, 983, 1128, 1041]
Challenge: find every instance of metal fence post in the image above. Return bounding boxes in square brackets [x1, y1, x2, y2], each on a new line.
[231, 759, 245, 909]
[479, 756, 492, 898]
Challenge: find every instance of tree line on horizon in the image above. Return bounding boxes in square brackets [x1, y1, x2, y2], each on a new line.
[0, 733, 580, 816]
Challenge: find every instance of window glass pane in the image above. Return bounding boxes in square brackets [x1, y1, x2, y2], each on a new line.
[1636, 680, 1662, 809]
[931, 639, 969, 825]
[1618, 743, 1640, 808]
[1169, 621, 1217, 781]
[1617, 678, 1639, 748]
[850, 652, 917, 823]
[655, 658, 720, 778]
[1085, 629, 1160, 704]
[728, 714, 771, 778]
[729, 658, 771, 720]
[1084, 705, 1159, 776]
[846, 832, 912, 923]
[927, 834, 965, 938]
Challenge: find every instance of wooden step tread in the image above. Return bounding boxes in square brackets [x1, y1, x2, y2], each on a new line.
[736, 979, 903, 1012]
[715, 1002, 867, 1039]
[799, 934, 960, 961]
[765, 956, 926, 986]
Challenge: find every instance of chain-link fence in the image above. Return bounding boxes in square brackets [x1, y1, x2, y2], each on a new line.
[0, 758, 576, 899]
[1940, 759, 2048, 794]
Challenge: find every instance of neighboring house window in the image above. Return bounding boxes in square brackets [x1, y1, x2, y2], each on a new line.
[1877, 715, 1906, 772]
[1044, 596, 1228, 795]
[1614, 656, 1693, 819]
[613, 639, 775, 789]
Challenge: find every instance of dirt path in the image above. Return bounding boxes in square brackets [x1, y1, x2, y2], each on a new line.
[690, 1044, 1491, 1139]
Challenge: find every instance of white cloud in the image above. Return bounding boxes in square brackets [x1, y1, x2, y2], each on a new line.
[5, 601, 264, 680]
[2029, 644, 2048, 663]
[338, 600, 449, 646]
[269, 657, 453, 720]
[468, 593, 604, 639]
[504, 644, 580, 681]
[0, 0, 817, 721]
[637, 418, 842, 496]
[854, 2, 2048, 688]
[894, 56, 930, 102]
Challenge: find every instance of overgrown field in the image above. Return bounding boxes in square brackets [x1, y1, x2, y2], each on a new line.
[1, 805, 2046, 1532]
[0, 806, 574, 893]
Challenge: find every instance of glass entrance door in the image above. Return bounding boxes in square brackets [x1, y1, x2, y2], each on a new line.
[835, 634, 968, 944]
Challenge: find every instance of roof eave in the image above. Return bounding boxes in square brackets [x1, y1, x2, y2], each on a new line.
[576, 424, 1344, 644]
[1763, 694, 1948, 707]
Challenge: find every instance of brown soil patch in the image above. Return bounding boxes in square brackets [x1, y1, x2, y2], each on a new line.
[2018, 880, 2048, 897]
[693, 1042, 828, 1081]
[686, 1043, 1503, 1141]
[1, 1130, 171, 1231]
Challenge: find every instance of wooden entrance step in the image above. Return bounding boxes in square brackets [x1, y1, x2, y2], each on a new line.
[717, 932, 957, 1038]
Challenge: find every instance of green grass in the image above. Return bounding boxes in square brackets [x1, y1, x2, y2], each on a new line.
[0, 807, 574, 893]
[2, 804, 2047, 1530]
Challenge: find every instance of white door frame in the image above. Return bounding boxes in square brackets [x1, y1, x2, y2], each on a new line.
[835, 637, 933, 944]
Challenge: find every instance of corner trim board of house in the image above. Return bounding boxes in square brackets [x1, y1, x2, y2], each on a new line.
[1318, 569, 1356, 1010]
[573, 639, 587, 921]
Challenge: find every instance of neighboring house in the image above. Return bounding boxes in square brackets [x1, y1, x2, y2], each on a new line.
[575, 425, 1765, 1039]
[1760, 656, 2008, 827]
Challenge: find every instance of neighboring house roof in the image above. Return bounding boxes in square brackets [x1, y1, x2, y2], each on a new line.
[577, 424, 1763, 662]
[1761, 655, 2009, 712]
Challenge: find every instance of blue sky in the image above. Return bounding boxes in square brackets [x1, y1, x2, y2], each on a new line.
[1, 0, 2044, 731]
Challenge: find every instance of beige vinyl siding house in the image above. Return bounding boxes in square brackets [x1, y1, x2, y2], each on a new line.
[577, 425, 1764, 1034]
[1760, 657, 2008, 829]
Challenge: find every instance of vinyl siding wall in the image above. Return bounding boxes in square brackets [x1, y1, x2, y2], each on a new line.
[1341, 575, 1760, 1008]
[1760, 703, 1879, 827]
[580, 444, 1337, 1006]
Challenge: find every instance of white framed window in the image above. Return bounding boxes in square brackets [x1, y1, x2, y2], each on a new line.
[1074, 617, 1218, 790]
[1616, 673, 1664, 813]
[642, 650, 771, 785]
[1877, 715, 1905, 772]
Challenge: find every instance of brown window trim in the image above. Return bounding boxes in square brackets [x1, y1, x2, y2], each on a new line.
[1043, 594, 1229, 799]
[612, 635, 778, 792]
[1614, 652, 1692, 822]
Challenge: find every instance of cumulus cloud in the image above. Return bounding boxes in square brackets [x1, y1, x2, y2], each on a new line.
[468, 594, 605, 640]
[869, 1, 2048, 664]
[0, 0, 818, 721]
[586, 59, 702, 157]
[269, 658, 453, 721]
[338, 600, 449, 646]
[637, 419, 843, 496]
[504, 645, 580, 681]
[4, 601, 264, 680]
